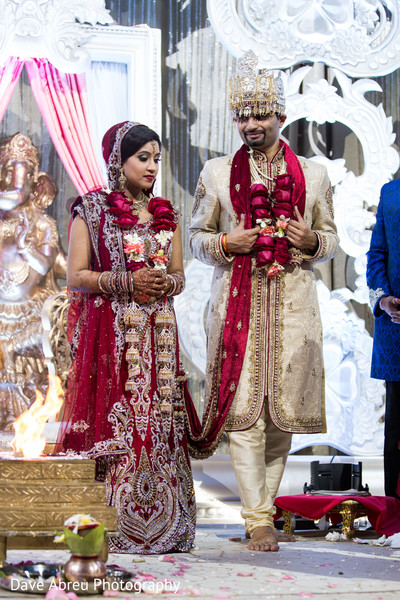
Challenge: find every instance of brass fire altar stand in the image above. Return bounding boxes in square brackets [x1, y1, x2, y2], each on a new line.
[0, 456, 117, 567]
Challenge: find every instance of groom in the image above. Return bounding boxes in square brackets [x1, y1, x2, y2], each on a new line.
[189, 51, 338, 551]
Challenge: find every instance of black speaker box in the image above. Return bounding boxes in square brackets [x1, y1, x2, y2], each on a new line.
[304, 460, 368, 493]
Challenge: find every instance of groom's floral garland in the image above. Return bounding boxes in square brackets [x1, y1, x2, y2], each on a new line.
[250, 174, 302, 278]
[104, 190, 176, 272]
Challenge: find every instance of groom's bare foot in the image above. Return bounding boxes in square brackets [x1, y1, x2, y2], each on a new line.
[245, 528, 296, 542]
[247, 526, 279, 551]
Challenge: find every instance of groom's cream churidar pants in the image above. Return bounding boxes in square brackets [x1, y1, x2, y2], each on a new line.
[227, 405, 292, 534]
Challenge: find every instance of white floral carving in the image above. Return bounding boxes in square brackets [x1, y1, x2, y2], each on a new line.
[292, 282, 385, 455]
[208, 0, 400, 76]
[284, 0, 354, 40]
[302, 80, 341, 124]
[283, 66, 399, 281]
[355, 0, 381, 31]
[330, 25, 370, 64]
[0, 0, 113, 73]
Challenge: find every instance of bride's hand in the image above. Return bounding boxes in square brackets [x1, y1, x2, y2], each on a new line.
[131, 265, 166, 296]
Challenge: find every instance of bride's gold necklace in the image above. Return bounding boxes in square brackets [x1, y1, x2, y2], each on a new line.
[125, 190, 149, 216]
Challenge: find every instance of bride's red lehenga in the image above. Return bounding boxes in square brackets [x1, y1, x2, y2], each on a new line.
[58, 189, 196, 554]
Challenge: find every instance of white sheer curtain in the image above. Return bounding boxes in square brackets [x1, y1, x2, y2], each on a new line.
[86, 61, 129, 182]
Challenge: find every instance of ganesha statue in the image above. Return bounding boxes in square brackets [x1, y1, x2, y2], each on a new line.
[0, 133, 66, 430]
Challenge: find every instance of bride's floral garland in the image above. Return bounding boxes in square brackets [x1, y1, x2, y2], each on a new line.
[250, 174, 301, 278]
[104, 190, 176, 272]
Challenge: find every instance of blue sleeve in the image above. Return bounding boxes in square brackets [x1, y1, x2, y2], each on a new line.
[366, 188, 391, 316]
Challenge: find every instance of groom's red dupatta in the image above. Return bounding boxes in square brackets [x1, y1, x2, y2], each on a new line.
[185, 141, 305, 458]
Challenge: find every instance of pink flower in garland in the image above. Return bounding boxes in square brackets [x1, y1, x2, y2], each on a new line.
[276, 215, 290, 237]
[123, 232, 145, 261]
[124, 242, 144, 254]
[267, 262, 284, 279]
[261, 225, 276, 236]
[123, 231, 146, 271]
[149, 251, 169, 270]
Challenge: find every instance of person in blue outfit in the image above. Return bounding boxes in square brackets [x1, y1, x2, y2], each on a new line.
[366, 179, 400, 500]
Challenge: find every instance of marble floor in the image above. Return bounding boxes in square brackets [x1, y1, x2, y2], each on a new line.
[0, 523, 399, 600]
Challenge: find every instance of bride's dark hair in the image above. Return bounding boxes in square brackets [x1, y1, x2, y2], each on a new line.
[121, 125, 161, 164]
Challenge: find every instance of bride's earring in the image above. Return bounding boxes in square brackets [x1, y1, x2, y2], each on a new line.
[118, 171, 127, 190]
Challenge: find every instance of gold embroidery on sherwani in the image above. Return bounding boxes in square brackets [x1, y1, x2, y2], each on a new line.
[226, 266, 268, 431]
[269, 274, 281, 423]
[192, 175, 206, 216]
[325, 183, 334, 219]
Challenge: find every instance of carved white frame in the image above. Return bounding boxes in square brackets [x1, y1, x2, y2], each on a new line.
[0, 1, 113, 73]
[0, 2, 161, 134]
[83, 25, 161, 135]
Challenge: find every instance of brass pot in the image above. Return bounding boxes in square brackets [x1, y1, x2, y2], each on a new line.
[64, 554, 107, 588]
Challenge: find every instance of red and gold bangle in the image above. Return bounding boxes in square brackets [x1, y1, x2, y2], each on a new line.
[221, 233, 232, 256]
[221, 233, 231, 255]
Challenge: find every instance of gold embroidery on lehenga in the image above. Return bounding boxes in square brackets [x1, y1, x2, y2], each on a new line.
[125, 304, 145, 393]
[132, 447, 158, 507]
[155, 305, 176, 413]
[71, 420, 89, 432]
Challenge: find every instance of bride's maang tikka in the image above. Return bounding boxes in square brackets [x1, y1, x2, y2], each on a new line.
[228, 50, 286, 118]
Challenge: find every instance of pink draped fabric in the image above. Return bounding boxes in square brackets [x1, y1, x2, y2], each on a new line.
[25, 58, 105, 195]
[0, 57, 25, 123]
